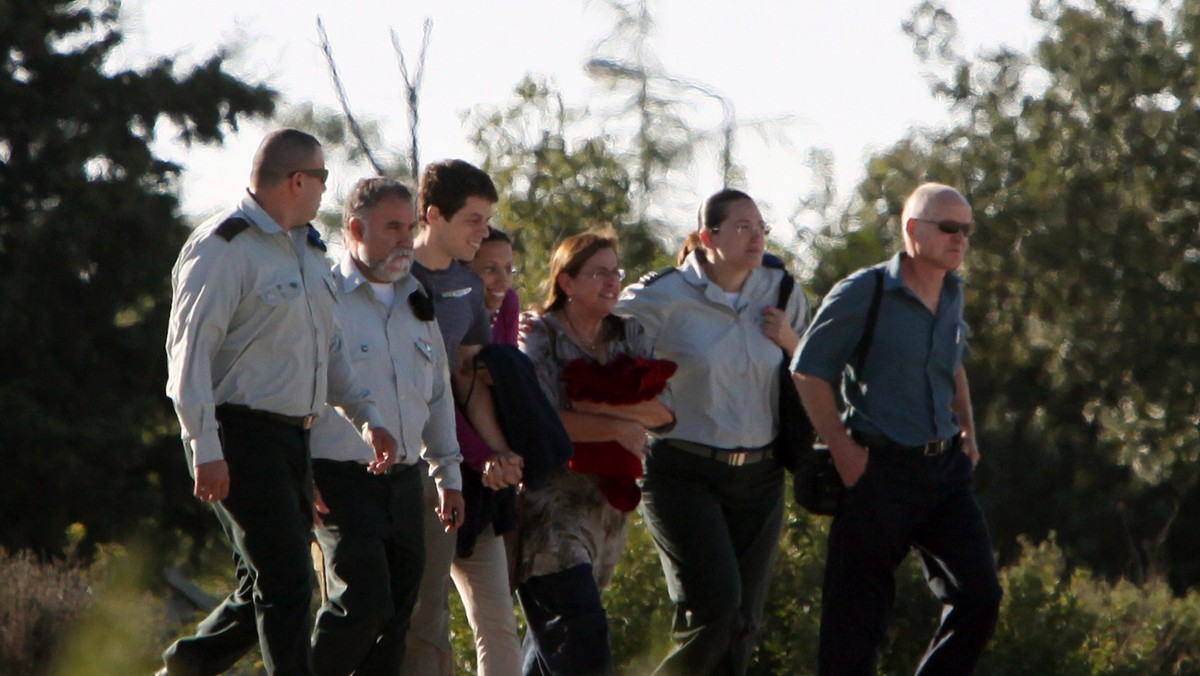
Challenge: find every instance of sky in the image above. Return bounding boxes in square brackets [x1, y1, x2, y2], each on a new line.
[115, 0, 1046, 241]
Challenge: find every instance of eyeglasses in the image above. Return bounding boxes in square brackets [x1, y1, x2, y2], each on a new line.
[578, 267, 626, 282]
[915, 218, 974, 237]
[290, 168, 329, 184]
[711, 223, 771, 236]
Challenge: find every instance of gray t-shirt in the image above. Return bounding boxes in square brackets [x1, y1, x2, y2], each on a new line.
[412, 259, 490, 369]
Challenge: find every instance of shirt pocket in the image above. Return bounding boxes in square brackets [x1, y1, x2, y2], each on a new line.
[257, 275, 303, 306]
[413, 337, 438, 400]
[352, 338, 381, 363]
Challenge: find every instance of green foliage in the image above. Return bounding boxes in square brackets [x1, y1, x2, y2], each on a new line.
[467, 76, 670, 307]
[0, 0, 274, 559]
[603, 512, 674, 673]
[978, 535, 1200, 674]
[808, 0, 1200, 586]
[608, 513, 1200, 674]
[49, 541, 172, 675]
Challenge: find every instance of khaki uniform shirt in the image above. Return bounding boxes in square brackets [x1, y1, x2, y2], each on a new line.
[618, 252, 808, 449]
[309, 253, 463, 492]
[166, 191, 385, 465]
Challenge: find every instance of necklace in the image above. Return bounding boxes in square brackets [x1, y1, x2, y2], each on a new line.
[562, 310, 602, 353]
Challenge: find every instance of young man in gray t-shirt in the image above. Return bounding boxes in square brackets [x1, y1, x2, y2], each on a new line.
[402, 159, 523, 676]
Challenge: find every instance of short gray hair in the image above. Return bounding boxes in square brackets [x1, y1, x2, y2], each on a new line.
[343, 177, 415, 231]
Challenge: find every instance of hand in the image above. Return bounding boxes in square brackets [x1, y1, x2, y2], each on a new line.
[614, 420, 650, 461]
[518, 311, 540, 338]
[482, 450, 524, 489]
[761, 307, 799, 355]
[193, 460, 230, 503]
[829, 439, 870, 487]
[364, 426, 400, 474]
[961, 434, 980, 468]
[437, 488, 465, 533]
[312, 485, 330, 529]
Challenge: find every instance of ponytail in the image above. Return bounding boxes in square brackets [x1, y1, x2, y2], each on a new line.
[676, 232, 703, 265]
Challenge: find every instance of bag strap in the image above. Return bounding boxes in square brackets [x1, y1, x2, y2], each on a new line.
[775, 270, 795, 360]
[849, 268, 885, 375]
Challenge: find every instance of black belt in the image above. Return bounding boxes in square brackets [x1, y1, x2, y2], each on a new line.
[666, 439, 774, 466]
[854, 431, 959, 457]
[216, 404, 316, 430]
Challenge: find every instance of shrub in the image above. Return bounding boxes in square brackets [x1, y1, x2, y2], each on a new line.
[0, 549, 91, 675]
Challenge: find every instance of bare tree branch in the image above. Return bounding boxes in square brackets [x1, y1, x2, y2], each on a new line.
[391, 18, 432, 179]
[316, 16, 385, 176]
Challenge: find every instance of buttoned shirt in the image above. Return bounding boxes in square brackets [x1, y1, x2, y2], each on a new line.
[792, 252, 968, 447]
[309, 254, 463, 491]
[618, 252, 808, 449]
[165, 191, 385, 465]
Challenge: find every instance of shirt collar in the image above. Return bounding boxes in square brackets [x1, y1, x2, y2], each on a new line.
[236, 189, 288, 235]
[886, 251, 964, 292]
[679, 249, 773, 306]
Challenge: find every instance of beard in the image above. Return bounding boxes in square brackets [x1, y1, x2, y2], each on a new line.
[367, 247, 415, 283]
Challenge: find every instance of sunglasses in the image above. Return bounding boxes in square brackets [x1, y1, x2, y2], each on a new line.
[916, 218, 974, 237]
[290, 167, 329, 184]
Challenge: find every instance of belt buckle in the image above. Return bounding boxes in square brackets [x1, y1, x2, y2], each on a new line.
[301, 415, 315, 430]
[923, 440, 943, 456]
[727, 451, 746, 466]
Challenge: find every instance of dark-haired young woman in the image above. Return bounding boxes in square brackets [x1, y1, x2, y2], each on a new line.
[619, 189, 809, 675]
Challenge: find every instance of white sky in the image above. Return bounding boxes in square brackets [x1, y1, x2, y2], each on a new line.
[116, 0, 1044, 241]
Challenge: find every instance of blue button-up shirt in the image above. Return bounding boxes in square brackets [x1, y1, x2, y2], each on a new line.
[792, 252, 968, 447]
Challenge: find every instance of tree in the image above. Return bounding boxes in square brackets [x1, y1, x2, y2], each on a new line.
[0, 0, 274, 559]
[314, 15, 431, 180]
[586, 0, 749, 229]
[466, 76, 670, 304]
[806, 0, 1200, 588]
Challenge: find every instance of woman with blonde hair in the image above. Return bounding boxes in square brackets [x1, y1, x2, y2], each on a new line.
[619, 189, 809, 674]
[518, 230, 675, 675]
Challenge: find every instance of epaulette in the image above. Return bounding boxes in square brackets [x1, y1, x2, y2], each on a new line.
[213, 217, 251, 242]
[306, 224, 328, 252]
[408, 283, 436, 322]
[637, 266, 677, 286]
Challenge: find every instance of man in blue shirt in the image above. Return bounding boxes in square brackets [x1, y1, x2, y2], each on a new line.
[793, 183, 1002, 675]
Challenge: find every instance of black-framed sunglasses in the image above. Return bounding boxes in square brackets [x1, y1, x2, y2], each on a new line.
[290, 167, 329, 184]
[916, 218, 974, 237]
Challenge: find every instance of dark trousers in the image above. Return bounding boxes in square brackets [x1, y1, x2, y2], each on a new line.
[819, 442, 1003, 676]
[163, 410, 316, 676]
[640, 440, 785, 676]
[516, 563, 613, 676]
[310, 460, 425, 676]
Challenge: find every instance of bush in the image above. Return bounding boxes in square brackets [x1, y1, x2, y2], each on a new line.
[981, 535, 1200, 675]
[0, 548, 91, 675]
[134, 508, 1200, 675]
[604, 502, 1200, 675]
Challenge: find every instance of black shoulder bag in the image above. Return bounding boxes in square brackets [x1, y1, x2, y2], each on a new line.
[782, 268, 884, 516]
[773, 271, 815, 473]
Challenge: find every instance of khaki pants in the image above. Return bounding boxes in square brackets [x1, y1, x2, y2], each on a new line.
[403, 472, 521, 676]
